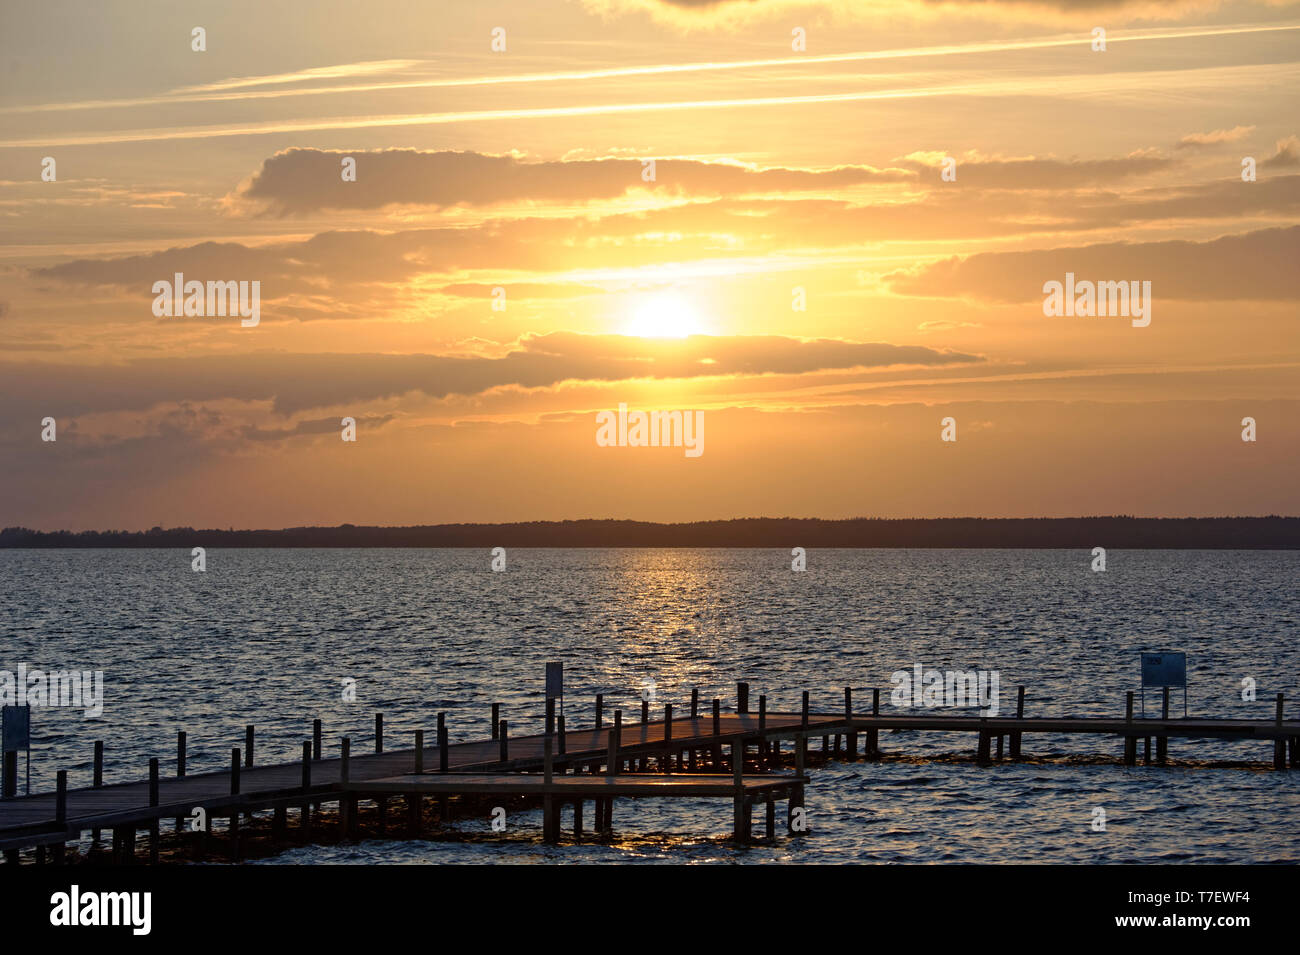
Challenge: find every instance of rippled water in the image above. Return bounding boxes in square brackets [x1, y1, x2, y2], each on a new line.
[2, 548, 1297, 863]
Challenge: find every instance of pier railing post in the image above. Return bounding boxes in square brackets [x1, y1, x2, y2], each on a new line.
[1009, 686, 1024, 759]
[312, 719, 322, 760]
[375, 713, 383, 754]
[691, 688, 698, 719]
[56, 769, 67, 823]
[1276, 693, 1287, 770]
[147, 760, 159, 864]
[844, 687, 857, 758]
[1124, 691, 1137, 765]
[607, 728, 619, 777]
[641, 697, 649, 725]
[732, 734, 747, 843]
[595, 694, 603, 729]
[340, 737, 350, 782]
[801, 691, 809, 728]
[491, 703, 500, 738]
[300, 741, 312, 836]
[663, 704, 673, 773]
[414, 730, 424, 774]
[711, 699, 722, 768]
[1156, 687, 1170, 764]
[543, 735, 556, 843]
[172, 734, 183, 834]
[558, 714, 567, 756]
[438, 714, 449, 772]
[737, 681, 749, 714]
[868, 688, 881, 759]
[758, 695, 768, 771]
[245, 725, 254, 767]
[613, 710, 622, 771]
[231, 748, 241, 794]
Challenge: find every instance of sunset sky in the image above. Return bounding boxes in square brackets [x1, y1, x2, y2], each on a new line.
[2, 0, 1297, 529]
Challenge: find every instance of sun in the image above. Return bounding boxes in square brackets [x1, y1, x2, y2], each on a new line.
[623, 293, 703, 339]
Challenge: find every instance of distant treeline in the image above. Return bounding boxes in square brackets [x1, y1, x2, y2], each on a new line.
[2, 517, 1298, 548]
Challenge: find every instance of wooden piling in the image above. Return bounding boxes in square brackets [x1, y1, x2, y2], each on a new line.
[868, 688, 880, 759]
[558, 714, 567, 756]
[1157, 687, 1169, 764]
[93, 739, 105, 843]
[1010, 686, 1024, 759]
[844, 687, 857, 758]
[375, 713, 384, 753]
[737, 681, 749, 714]
[499, 720, 508, 761]
[595, 694, 602, 729]
[245, 725, 254, 766]
[300, 741, 312, 838]
[230, 748, 240, 794]
[439, 716, 449, 772]
[663, 703, 673, 773]
[691, 688, 698, 718]
[976, 730, 991, 766]
[801, 691, 809, 727]
[414, 729, 424, 774]
[146, 761, 158, 863]
[492, 703, 500, 738]
[1124, 691, 1137, 765]
[758, 695, 767, 770]
[313, 719, 322, 760]
[1276, 694, 1287, 770]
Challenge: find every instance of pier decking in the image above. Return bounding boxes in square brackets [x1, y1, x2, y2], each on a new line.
[1, 682, 1296, 863]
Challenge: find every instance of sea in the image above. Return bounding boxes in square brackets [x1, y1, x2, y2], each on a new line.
[2, 548, 1297, 864]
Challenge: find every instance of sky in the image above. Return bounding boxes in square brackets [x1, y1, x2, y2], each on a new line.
[1, 0, 1297, 529]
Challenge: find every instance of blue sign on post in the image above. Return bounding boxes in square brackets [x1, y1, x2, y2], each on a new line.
[1139, 652, 1187, 717]
[545, 662, 563, 701]
[2, 705, 30, 751]
[1140, 653, 1186, 688]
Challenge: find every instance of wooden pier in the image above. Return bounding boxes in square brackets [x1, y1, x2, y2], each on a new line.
[1, 682, 1296, 864]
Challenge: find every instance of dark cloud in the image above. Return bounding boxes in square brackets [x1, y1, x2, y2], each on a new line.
[886, 226, 1300, 302]
[0, 333, 982, 420]
[235, 148, 915, 215]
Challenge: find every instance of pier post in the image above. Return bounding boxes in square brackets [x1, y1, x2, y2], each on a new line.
[229, 748, 241, 861]
[801, 691, 809, 727]
[613, 709, 623, 770]
[147, 760, 158, 864]
[1009, 686, 1024, 759]
[595, 695, 602, 729]
[758, 695, 767, 770]
[94, 739, 105, 843]
[712, 699, 722, 768]
[375, 713, 384, 753]
[245, 725, 254, 767]
[414, 729, 424, 774]
[558, 714, 567, 756]
[1124, 692, 1137, 765]
[691, 688, 698, 719]
[173, 733, 185, 834]
[340, 738, 354, 837]
[439, 715, 449, 772]
[492, 703, 500, 738]
[1276, 694, 1287, 770]
[499, 720, 508, 762]
[313, 719, 322, 760]
[976, 729, 991, 766]
[53, 770, 67, 864]
[737, 681, 749, 714]
[573, 800, 583, 841]
[543, 735, 556, 843]
[340, 738, 350, 782]
[300, 741, 312, 838]
[230, 748, 241, 794]
[868, 688, 881, 759]
[1157, 687, 1169, 764]
[844, 687, 857, 758]
[663, 704, 673, 773]
[732, 736, 747, 843]
[607, 728, 618, 777]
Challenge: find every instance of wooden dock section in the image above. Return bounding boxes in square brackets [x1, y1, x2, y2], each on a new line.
[1, 682, 1296, 863]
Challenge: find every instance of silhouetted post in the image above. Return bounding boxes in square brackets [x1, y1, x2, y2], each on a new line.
[595, 694, 603, 729]
[375, 713, 383, 753]
[230, 748, 240, 794]
[300, 741, 312, 836]
[245, 725, 254, 767]
[976, 729, 991, 766]
[438, 714, 449, 772]
[499, 720, 508, 762]
[54, 769, 68, 864]
[712, 698, 722, 768]
[1276, 694, 1287, 770]
[691, 688, 698, 718]
[339, 737, 354, 836]
[737, 682, 749, 714]
[641, 698, 649, 724]
[613, 710, 623, 770]
[1157, 687, 1170, 764]
[557, 714, 566, 756]
[94, 740, 104, 787]
[607, 728, 619, 777]
[801, 691, 809, 727]
[313, 719, 322, 760]
[1009, 686, 1024, 759]
[491, 703, 500, 738]
[868, 688, 881, 759]
[146, 760, 158, 863]
[414, 730, 424, 774]
[844, 687, 857, 758]
[546, 697, 555, 738]
[663, 704, 673, 773]
[1124, 691, 1137, 765]
[340, 738, 350, 782]
[758, 695, 768, 770]
[732, 737, 747, 842]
